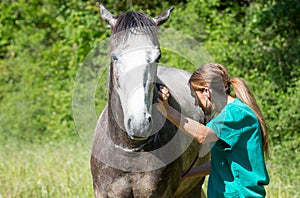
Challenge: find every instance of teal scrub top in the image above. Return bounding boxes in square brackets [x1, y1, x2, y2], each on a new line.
[206, 98, 269, 198]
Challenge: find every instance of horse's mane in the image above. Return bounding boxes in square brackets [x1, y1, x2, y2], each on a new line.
[112, 11, 158, 45]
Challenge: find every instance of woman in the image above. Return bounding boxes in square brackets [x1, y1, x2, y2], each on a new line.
[157, 63, 269, 197]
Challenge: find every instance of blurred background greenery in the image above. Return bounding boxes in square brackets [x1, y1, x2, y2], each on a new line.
[0, 0, 299, 197]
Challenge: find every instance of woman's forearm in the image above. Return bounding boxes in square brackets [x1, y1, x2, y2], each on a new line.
[161, 105, 217, 144]
[183, 160, 211, 179]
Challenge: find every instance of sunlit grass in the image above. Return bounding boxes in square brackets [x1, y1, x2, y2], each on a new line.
[0, 140, 299, 197]
[265, 143, 300, 198]
[0, 140, 93, 198]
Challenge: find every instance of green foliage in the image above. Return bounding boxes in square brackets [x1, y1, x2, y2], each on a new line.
[0, 0, 299, 151]
[0, 0, 105, 142]
[0, 0, 299, 146]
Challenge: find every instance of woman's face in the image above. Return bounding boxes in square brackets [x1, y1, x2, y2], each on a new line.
[194, 87, 228, 115]
[190, 75, 227, 115]
[194, 88, 213, 115]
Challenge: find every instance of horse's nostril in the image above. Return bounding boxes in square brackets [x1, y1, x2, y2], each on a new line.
[145, 113, 152, 123]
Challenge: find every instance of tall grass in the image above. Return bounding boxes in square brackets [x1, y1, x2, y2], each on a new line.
[265, 142, 300, 198]
[0, 140, 299, 197]
[0, 140, 93, 198]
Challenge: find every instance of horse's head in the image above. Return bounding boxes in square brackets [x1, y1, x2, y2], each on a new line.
[98, 4, 174, 140]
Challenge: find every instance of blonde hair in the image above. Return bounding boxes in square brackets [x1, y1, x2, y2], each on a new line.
[189, 63, 269, 155]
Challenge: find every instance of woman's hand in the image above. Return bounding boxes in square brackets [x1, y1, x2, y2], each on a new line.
[156, 85, 170, 115]
[157, 85, 170, 106]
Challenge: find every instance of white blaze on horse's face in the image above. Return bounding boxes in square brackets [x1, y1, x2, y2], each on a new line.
[112, 33, 160, 140]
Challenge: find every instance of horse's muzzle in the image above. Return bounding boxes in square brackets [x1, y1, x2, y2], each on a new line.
[126, 113, 153, 140]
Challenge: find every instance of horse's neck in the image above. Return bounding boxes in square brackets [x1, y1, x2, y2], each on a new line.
[106, 99, 128, 145]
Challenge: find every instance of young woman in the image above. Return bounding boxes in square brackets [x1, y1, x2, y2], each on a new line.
[157, 63, 269, 197]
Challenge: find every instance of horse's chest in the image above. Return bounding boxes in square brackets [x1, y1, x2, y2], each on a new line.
[106, 172, 163, 197]
[131, 173, 162, 196]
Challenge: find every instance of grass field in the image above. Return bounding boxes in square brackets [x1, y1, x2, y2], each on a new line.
[0, 139, 299, 197]
[0, 140, 93, 198]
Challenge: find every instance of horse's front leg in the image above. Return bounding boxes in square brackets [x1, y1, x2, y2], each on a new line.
[91, 155, 133, 198]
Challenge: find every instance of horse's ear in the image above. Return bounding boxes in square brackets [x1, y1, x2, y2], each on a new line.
[152, 7, 174, 26]
[97, 3, 117, 28]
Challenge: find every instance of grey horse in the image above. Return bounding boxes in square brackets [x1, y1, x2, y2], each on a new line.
[90, 4, 209, 197]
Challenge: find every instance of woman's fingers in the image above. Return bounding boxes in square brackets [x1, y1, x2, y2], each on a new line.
[156, 86, 170, 115]
[159, 92, 169, 100]
[159, 86, 170, 100]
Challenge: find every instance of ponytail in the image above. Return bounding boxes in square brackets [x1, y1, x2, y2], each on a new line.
[230, 77, 269, 156]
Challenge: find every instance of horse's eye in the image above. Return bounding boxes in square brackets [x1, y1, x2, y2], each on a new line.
[112, 55, 118, 62]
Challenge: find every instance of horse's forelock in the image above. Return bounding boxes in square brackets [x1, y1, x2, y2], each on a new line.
[112, 11, 158, 44]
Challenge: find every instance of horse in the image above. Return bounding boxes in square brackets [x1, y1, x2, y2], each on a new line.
[90, 4, 209, 197]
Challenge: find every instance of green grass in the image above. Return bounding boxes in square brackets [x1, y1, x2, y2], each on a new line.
[0, 140, 93, 198]
[0, 140, 299, 197]
[265, 142, 300, 198]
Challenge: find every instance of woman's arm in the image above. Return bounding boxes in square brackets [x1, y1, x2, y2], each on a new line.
[157, 86, 218, 144]
[183, 160, 211, 179]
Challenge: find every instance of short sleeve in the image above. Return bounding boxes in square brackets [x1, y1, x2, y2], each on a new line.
[206, 104, 254, 150]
